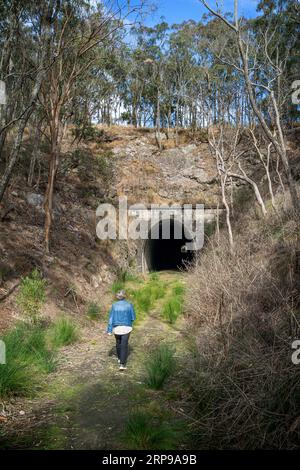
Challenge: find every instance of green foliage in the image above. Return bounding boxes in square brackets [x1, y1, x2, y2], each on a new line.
[111, 280, 125, 294]
[16, 269, 46, 322]
[130, 274, 165, 312]
[133, 287, 152, 313]
[162, 283, 184, 324]
[95, 152, 114, 179]
[123, 410, 180, 450]
[114, 267, 141, 284]
[172, 282, 185, 297]
[71, 125, 105, 142]
[149, 283, 165, 301]
[149, 272, 159, 282]
[0, 322, 56, 398]
[145, 344, 176, 390]
[86, 302, 102, 320]
[49, 317, 78, 348]
[163, 297, 183, 324]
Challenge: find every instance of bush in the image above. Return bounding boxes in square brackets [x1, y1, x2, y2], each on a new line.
[71, 125, 105, 142]
[16, 269, 46, 322]
[87, 302, 101, 320]
[185, 208, 300, 448]
[123, 410, 180, 450]
[49, 317, 78, 348]
[0, 322, 56, 398]
[145, 344, 176, 390]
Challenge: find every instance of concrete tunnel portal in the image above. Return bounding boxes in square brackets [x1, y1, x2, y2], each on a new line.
[142, 218, 195, 272]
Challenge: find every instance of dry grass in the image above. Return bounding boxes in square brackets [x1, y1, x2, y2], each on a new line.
[185, 205, 300, 449]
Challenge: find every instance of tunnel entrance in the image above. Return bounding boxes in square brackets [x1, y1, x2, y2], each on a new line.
[143, 219, 194, 271]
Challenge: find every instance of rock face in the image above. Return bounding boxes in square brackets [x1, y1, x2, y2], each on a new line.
[109, 129, 220, 207]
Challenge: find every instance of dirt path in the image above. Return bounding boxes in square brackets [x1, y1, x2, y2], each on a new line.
[1, 272, 192, 450]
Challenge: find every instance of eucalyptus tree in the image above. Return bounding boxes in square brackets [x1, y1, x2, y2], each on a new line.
[201, 0, 299, 213]
[0, 0, 59, 202]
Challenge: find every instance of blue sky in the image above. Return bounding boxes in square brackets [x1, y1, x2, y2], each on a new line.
[145, 0, 260, 26]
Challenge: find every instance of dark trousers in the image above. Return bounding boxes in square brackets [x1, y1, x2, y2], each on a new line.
[115, 333, 130, 365]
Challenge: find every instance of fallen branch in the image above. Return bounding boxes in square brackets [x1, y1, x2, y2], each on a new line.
[0, 282, 20, 302]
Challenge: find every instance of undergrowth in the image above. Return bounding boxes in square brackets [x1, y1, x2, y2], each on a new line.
[185, 200, 300, 449]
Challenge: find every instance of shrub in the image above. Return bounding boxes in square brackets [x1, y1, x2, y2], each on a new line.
[87, 302, 101, 320]
[16, 269, 46, 322]
[0, 322, 56, 398]
[185, 208, 300, 448]
[123, 410, 180, 450]
[145, 344, 176, 390]
[49, 317, 78, 348]
[71, 125, 105, 142]
[96, 153, 113, 179]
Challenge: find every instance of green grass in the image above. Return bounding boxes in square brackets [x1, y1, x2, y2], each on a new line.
[111, 280, 125, 294]
[49, 317, 78, 348]
[145, 344, 176, 390]
[129, 274, 166, 315]
[16, 269, 46, 322]
[0, 322, 56, 398]
[86, 301, 101, 320]
[122, 410, 180, 450]
[162, 282, 185, 324]
[172, 282, 185, 297]
[149, 282, 165, 301]
[149, 272, 159, 282]
[132, 287, 152, 313]
[163, 297, 183, 324]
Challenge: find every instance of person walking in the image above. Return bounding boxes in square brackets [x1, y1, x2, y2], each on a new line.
[107, 290, 136, 370]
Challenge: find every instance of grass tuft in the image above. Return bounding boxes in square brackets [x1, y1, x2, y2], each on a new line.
[0, 322, 56, 398]
[163, 296, 183, 324]
[86, 301, 101, 320]
[122, 410, 180, 450]
[111, 280, 125, 294]
[16, 269, 46, 322]
[49, 317, 78, 348]
[145, 344, 176, 390]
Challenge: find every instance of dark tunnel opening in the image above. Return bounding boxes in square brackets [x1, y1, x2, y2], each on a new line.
[144, 219, 194, 271]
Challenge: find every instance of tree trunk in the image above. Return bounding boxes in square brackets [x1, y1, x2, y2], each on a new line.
[44, 145, 59, 253]
[221, 174, 234, 251]
[28, 120, 42, 187]
[155, 88, 162, 150]
[228, 168, 267, 216]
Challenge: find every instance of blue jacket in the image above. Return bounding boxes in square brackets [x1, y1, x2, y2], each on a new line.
[107, 300, 136, 333]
